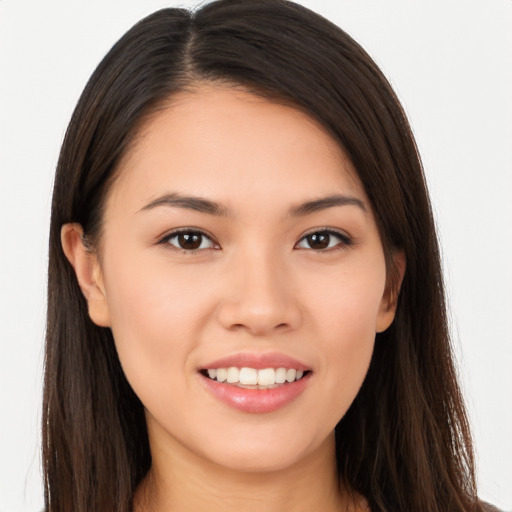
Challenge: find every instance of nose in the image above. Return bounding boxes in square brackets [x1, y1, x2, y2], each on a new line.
[217, 250, 302, 336]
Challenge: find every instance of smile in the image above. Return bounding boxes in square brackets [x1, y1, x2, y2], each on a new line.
[203, 367, 306, 388]
[199, 354, 312, 413]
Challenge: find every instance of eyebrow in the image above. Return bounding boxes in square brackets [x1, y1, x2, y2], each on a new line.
[139, 192, 367, 217]
[289, 194, 367, 216]
[139, 193, 228, 216]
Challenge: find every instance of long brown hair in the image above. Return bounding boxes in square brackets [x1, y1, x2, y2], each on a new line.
[44, 1, 480, 511]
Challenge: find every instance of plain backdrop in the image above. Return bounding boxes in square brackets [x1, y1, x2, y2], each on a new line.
[1, 1, 511, 511]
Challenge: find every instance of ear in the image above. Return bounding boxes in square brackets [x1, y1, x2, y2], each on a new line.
[376, 249, 406, 333]
[61, 223, 111, 327]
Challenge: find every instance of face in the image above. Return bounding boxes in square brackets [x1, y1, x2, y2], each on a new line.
[73, 86, 399, 473]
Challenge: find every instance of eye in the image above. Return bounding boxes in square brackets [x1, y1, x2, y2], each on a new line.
[295, 229, 352, 251]
[160, 229, 218, 252]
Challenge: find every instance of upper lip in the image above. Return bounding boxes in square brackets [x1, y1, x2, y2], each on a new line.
[200, 352, 311, 372]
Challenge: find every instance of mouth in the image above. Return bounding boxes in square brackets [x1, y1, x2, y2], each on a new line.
[198, 355, 312, 413]
[200, 367, 310, 389]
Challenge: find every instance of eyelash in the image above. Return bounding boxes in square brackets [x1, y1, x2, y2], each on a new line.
[158, 228, 220, 254]
[158, 228, 353, 254]
[295, 228, 353, 252]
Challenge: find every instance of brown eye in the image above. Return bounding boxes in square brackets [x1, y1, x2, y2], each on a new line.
[296, 230, 351, 251]
[305, 232, 330, 249]
[177, 232, 202, 250]
[164, 230, 216, 251]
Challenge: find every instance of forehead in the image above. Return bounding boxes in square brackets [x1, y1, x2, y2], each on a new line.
[107, 85, 367, 213]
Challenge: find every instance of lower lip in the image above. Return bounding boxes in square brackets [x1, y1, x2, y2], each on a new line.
[200, 373, 311, 413]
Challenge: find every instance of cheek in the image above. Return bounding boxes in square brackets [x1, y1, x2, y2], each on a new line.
[307, 255, 386, 340]
[101, 251, 213, 395]
[305, 263, 386, 417]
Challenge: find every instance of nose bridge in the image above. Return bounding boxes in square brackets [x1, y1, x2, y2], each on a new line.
[218, 242, 300, 335]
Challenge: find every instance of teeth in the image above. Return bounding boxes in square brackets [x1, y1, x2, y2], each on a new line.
[275, 367, 287, 384]
[285, 369, 297, 382]
[204, 366, 306, 386]
[226, 367, 239, 383]
[239, 367, 258, 385]
[257, 368, 275, 386]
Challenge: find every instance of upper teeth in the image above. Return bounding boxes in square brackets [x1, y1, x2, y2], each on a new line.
[207, 367, 304, 386]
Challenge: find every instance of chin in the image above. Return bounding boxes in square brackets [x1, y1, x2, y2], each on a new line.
[193, 424, 333, 474]
[206, 445, 308, 474]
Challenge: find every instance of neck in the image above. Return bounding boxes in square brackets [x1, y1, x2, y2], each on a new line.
[134, 430, 364, 512]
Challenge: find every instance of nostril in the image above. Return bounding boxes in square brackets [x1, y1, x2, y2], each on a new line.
[216, 292, 302, 334]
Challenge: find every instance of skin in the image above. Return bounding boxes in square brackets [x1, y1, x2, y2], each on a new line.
[62, 85, 404, 512]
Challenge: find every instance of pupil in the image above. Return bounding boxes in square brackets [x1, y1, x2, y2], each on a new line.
[308, 232, 329, 249]
[178, 233, 202, 250]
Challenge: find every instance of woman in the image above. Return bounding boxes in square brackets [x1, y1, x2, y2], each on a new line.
[43, 1, 497, 511]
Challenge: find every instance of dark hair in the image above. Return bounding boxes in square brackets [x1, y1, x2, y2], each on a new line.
[44, 1, 481, 511]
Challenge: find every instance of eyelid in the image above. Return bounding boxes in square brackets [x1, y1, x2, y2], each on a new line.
[157, 227, 220, 252]
[156, 226, 352, 253]
[294, 227, 353, 251]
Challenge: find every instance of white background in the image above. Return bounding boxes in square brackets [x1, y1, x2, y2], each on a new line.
[0, 1, 511, 511]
